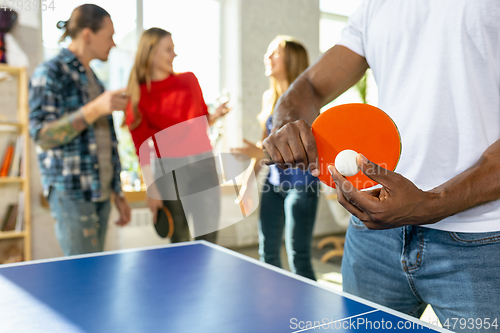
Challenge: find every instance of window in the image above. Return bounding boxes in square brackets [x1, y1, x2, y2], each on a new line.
[320, 0, 363, 18]
[42, 0, 221, 109]
[41, 0, 137, 79]
[319, 0, 378, 109]
[143, 0, 221, 105]
[320, 12, 348, 54]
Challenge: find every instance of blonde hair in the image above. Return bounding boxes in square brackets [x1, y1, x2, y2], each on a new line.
[258, 36, 309, 128]
[126, 27, 172, 130]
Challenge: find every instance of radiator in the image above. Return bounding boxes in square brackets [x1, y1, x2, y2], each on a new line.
[117, 208, 171, 249]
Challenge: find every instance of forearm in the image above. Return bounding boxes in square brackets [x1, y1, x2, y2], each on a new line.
[271, 76, 322, 131]
[140, 163, 163, 200]
[424, 140, 500, 223]
[272, 45, 369, 131]
[37, 100, 105, 150]
[37, 108, 89, 150]
[207, 113, 217, 126]
[81, 102, 103, 124]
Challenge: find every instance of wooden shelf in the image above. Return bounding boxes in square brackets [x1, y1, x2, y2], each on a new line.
[123, 182, 245, 203]
[0, 231, 26, 240]
[0, 65, 31, 261]
[0, 64, 23, 75]
[124, 189, 147, 203]
[0, 122, 23, 128]
[0, 177, 24, 184]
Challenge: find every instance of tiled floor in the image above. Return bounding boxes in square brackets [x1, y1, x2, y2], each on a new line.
[230, 233, 441, 328]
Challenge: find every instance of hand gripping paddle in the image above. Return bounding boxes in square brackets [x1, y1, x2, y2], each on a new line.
[264, 103, 401, 190]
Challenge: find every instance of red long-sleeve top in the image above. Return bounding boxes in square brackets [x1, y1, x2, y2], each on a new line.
[125, 72, 213, 166]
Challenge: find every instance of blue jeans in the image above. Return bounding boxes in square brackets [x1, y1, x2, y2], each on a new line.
[258, 180, 319, 280]
[49, 189, 111, 256]
[342, 216, 500, 333]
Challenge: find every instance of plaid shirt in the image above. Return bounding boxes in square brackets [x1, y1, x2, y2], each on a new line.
[29, 48, 123, 201]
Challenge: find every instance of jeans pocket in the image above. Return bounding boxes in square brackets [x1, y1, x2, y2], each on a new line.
[449, 231, 500, 245]
[349, 216, 367, 231]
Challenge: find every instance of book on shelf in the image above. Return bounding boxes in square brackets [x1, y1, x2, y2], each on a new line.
[0, 140, 14, 177]
[8, 135, 23, 178]
[15, 191, 24, 232]
[18, 134, 25, 178]
[0, 135, 24, 178]
[1, 203, 18, 231]
[1, 204, 14, 231]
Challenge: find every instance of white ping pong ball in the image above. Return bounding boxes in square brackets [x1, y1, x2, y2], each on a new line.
[335, 150, 360, 177]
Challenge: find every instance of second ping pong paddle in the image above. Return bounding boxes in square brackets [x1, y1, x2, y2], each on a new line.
[263, 103, 401, 190]
[154, 206, 174, 238]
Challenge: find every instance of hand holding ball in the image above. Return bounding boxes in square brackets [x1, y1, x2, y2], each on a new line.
[334, 150, 360, 177]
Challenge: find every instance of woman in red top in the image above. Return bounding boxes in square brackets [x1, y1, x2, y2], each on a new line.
[125, 27, 229, 243]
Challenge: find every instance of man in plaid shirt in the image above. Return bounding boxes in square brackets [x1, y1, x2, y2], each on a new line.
[29, 4, 130, 255]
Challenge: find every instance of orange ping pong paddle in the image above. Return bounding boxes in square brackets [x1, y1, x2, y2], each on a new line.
[313, 103, 401, 189]
[264, 103, 401, 190]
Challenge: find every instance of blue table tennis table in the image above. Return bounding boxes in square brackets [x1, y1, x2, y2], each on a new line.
[0, 241, 451, 332]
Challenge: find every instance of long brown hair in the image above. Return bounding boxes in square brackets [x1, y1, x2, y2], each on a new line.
[56, 4, 110, 43]
[258, 36, 309, 128]
[126, 28, 172, 130]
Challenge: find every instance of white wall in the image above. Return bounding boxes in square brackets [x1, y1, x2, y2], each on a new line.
[240, 0, 321, 142]
[220, 0, 322, 148]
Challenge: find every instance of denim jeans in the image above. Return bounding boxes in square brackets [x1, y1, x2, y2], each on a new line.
[48, 189, 111, 256]
[342, 216, 500, 333]
[258, 180, 319, 280]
